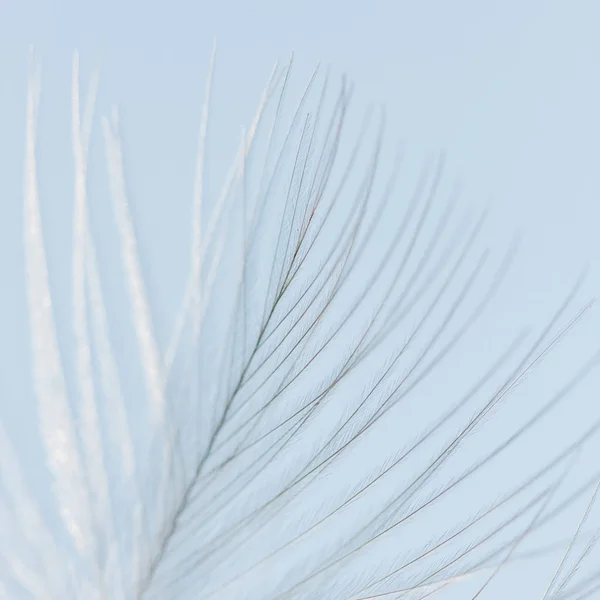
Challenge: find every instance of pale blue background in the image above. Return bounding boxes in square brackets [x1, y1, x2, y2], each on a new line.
[1, 1, 600, 598]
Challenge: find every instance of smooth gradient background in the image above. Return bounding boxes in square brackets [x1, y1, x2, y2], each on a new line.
[0, 1, 599, 598]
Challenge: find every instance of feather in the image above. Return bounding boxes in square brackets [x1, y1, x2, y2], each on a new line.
[2, 48, 599, 600]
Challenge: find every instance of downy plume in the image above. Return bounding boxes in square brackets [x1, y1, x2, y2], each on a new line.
[2, 48, 600, 600]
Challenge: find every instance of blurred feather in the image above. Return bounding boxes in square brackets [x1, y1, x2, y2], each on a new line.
[1, 48, 600, 600]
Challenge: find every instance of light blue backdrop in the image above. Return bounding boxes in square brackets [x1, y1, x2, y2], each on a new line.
[0, 1, 599, 598]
